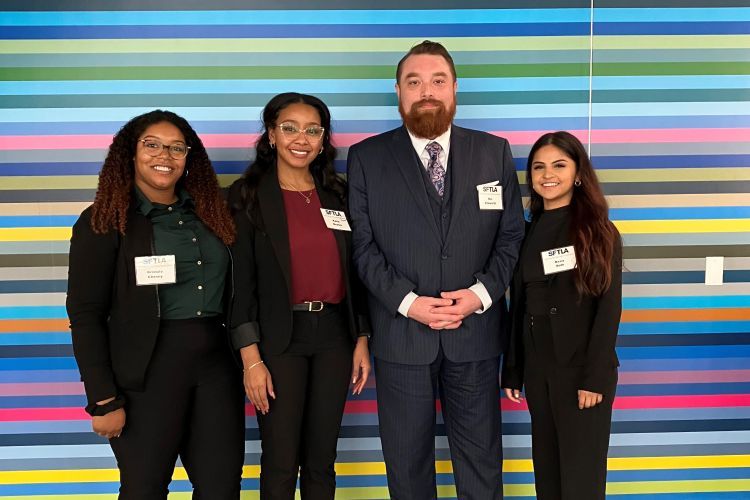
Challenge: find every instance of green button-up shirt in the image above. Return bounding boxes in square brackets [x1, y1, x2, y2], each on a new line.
[135, 188, 228, 319]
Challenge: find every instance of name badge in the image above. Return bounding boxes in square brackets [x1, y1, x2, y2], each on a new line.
[477, 181, 503, 210]
[134, 255, 177, 286]
[541, 246, 576, 275]
[320, 208, 351, 231]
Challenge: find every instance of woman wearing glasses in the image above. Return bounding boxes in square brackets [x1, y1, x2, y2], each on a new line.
[228, 92, 370, 499]
[67, 110, 244, 498]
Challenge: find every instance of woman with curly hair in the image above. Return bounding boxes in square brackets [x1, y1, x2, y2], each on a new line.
[228, 92, 371, 499]
[66, 110, 244, 499]
[502, 131, 622, 500]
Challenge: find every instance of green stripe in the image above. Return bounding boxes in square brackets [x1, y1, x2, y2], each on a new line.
[592, 88, 750, 103]
[593, 62, 750, 76]
[0, 91, 592, 108]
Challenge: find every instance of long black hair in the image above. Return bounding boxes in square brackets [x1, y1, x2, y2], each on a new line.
[234, 92, 344, 219]
[526, 131, 619, 297]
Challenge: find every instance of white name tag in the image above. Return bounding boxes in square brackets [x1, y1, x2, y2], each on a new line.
[477, 181, 503, 210]
[320, 208, 351, 231]
[541, 246, 576, 275]
[135, 255, 177, 286]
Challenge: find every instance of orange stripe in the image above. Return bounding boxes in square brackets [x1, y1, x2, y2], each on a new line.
[0, 319, 70, 333]
[622, 308, 750, 322]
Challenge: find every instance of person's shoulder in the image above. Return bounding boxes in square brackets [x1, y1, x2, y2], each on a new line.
[349, 127, 402, 153]
[455, 125, 509, 147]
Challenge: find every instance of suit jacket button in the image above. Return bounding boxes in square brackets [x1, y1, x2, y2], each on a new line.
[549, 307, 557, 315]
[441, 254, 448, 260]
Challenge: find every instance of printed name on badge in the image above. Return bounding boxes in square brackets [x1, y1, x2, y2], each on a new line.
[476, 181, 503, 210]
[541, 245, 576, 275]
[135, 255, 177, 286]
[320, 208, 351, 231]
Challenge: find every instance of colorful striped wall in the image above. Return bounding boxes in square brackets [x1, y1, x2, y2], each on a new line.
[1, 0, 748, 498]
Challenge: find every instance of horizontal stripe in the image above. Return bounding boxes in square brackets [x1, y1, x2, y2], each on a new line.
[619, 370, 750, 384]
[619, 321, 750, 335]
[621, 309, 750, 323]
[595, 22, 750, 36]
[623, 284, 750, 298]
[623, 258, 750, 272]
[623, 296, 750, 310]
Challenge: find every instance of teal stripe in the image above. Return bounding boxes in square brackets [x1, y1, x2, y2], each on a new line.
[3, 75, 749, 96]
[0, 9, 591, 26]
[623, 296, 750, 310]
[596, 7, 750, 23]
[0, 333, 71, 346]
[0, 306, 66, 320]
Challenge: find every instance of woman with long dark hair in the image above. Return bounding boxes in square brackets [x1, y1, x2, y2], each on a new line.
[67, 110, 244, 498]
[228, 92, 371, 499]
[501, 131, 622, 500]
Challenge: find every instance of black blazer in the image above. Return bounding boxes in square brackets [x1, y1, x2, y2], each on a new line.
[228, 169, 370, 355]
[347, 125, 525, 364]
[501, 219, 623, 395]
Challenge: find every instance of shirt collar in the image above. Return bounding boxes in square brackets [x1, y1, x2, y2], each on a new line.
[406, 126, 452, 159]
[134, 186, 192, 216]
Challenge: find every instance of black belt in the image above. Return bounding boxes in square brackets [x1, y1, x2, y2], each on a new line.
[291, 301, 339, 312]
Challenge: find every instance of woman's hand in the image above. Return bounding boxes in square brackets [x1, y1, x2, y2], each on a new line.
[504, 388, 523, 403]
[351, 337, 371, 395]
[240, 344, 275, 415]
[577, 389, 603, 409]
[92, 401, 126, 439]
[244, 362, 275, 415]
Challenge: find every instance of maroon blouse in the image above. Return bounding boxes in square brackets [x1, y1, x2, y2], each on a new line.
[281, 188, 345, 304]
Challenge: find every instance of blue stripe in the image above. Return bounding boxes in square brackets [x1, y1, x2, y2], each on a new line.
[616, 382, 750, 396]
[0, 9, 592, 26]
[0, 216, 77, 228]
[596, 8, 750, 23]
[623, 296, 750, 310]
[595, 22, 750, 36]
[3, 76, 748, 96]
[622, 357, 750, 371]
[0, 334, 71, 346]
[0, 358, 78, 370]
[0, 369, 81, 382]
[592, 154, 750, 169]
[0, 281, 67, 294]
[622, 271, 750, 285]
[619, 321, 750, 335]
[0, 395, 85, 408]
[611, 207, 750, 220]
[0, 23, 591, 39]
[616, 345, 750, 360]
[0, 306, 67, 320]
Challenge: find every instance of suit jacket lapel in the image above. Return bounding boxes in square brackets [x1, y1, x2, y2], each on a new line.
[391, 126, 441, 241]
[257, 169, 292, 297]
[445, 126, 474, 243]
[317, 186, 349, 286]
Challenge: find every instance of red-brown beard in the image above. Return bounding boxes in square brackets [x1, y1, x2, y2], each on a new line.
[399, 98, 456, 139]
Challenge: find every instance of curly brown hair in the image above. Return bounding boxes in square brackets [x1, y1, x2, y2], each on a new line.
[89, 110, 235, 245]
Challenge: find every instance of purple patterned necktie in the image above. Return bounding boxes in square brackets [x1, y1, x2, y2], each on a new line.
[425, 141, 445, 197]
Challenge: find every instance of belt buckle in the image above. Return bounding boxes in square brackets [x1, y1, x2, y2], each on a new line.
[305, 300, 324, 312]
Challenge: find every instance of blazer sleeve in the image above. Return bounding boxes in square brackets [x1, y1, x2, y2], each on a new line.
[473, 139, 525, 300]
[347, 145, 418, 316]
[581, 227, 623, 394]
[229, 208, 262, 349]
[66, 210, 119, 406]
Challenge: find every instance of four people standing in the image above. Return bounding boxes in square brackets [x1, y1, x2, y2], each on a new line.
[67, 44, 622, 499]
[347, 41, 525, 499]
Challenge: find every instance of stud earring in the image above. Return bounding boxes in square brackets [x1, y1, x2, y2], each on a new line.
[574, 179, 581, 186]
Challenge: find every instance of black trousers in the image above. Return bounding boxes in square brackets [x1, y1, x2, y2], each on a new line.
[109, 318, 245, 500]
[375, 347, 503, 500]
[257, 306, 353, 500]
[523, 314, 616, 500]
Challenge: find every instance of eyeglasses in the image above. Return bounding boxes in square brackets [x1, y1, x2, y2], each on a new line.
[276, 123, 325, 140]
[138, 139, 191, 159]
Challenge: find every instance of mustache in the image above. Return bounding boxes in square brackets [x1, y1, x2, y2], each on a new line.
[412, 99, 445, 111]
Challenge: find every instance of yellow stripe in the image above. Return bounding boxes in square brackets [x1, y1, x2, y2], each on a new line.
[0, 202, 91, 216]
[0, 37, 590, 55]
[0, 228, 71, 242]
[608, 455, 750, 470]
[0, 176, 98, 190]
[607, 479, 750, 494]
[614, 219, 750, 234]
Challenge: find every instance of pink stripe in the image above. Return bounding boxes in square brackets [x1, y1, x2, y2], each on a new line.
[0, 407, 88, 422]
[619, 370, 750, 385]
[613, 394, 750, 410]
[3, 128, 747, 151]
[0, 382, 84, 397]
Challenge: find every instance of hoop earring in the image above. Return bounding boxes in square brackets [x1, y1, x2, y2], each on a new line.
[270, 142, 276, 150]
[574, 179, 581, 187]
[183, 168, 189, 178]
[318, 148, 324, 155]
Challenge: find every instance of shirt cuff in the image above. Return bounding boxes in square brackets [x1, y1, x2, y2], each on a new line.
[398, 291, 419, 317]
[469, 280, 492, 314]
